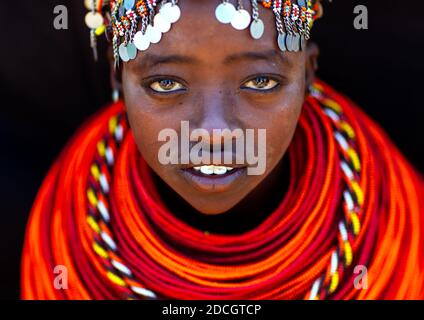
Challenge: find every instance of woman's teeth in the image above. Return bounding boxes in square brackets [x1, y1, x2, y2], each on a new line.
[193, 165, 234, 175]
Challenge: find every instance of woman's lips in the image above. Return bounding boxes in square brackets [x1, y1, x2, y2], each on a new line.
[180, 165, 246, 193]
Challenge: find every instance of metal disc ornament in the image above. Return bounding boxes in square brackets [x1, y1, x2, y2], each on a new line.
[119, 44, 130, 62]
[85, 12, 104, 29]
[126, 43, 137, 60]
[292, 34, 300, 52]
[84, 0, 94, 10]
[134, 31, 150, 51]
[146, 24, 162, 44]
[286, 34, 293, 52]
[154, 13, 171, 33]
[215, 2, 236, 24]
[250, 19, 264, 39]
[300, 35, 306, 51]
[278, 33, 287, 51]
[118, 5, 125, 18]
[161, 3, 181, 23]
[123, 0, 135, 10]
[231, 9, 251, 30]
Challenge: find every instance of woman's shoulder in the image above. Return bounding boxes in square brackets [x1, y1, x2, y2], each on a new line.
[314, 79, 423, 186]
[21, 100, 127, 299]
[32, 100, 126, 210]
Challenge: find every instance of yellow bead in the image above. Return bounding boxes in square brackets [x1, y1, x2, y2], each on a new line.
[329, 273, 339, 293]
[344, 241, 353, 266]
[351, 180, 364, 206]
[87, 216, 101, 234]
[93, 242, 109, 259]
[339, 121, 356, 139]
[350, 212, 361, 236]
[87, 189, 98, 207]
[109, 117, 118, 134]
[91, 164, 101, 181]
[107, 272, 127, 287]
[347, 148, 361, 172]
[323, 98, 342, 114]
[95, 25, 106, 36]
[97, 141, 106, 157]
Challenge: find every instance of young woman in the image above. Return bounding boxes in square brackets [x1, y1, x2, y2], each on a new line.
[21, 0, 424, 299]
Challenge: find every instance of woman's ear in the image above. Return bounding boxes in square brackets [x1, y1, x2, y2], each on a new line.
[305, 41, 320, 92]
[107, 45, 123, 105]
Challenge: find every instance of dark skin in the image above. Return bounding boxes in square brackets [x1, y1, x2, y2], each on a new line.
[111, 0, 319, 233]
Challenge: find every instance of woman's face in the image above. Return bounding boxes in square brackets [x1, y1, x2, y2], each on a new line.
[121, 0, 313, 214]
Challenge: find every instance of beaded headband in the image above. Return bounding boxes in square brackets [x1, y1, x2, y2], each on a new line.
[84, 0, 324, 67]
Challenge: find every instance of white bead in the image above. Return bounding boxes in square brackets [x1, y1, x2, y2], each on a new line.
[111, 260, 132, 277]
[130, 286, 157, 299]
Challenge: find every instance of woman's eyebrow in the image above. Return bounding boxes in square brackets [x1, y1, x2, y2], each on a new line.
[224, 50, 290, 66]
[133, 50, 290, 70]
[136, 53, 200, 69]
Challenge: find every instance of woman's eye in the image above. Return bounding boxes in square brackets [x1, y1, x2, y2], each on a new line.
[149, 79, 185, 93]
[242, 76, 279, 91]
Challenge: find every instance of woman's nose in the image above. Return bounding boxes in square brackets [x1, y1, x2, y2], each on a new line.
[193, 91, 242, 145]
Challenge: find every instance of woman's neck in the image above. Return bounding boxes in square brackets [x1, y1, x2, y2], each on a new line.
[152, 156, 290, 235]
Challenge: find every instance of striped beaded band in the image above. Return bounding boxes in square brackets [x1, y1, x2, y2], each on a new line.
[308, 83, 364, 299]
[85, 84, 364, 299]
[86, 115, 157, 299]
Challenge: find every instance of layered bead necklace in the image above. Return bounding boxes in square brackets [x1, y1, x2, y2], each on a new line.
[22, 81, 424, 299]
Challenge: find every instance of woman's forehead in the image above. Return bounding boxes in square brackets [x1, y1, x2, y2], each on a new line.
[131, 2, 281, 64]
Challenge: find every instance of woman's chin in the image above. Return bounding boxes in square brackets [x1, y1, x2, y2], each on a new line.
[170, 167, 257, 215]
[185, 202, 238, 216]
[175, 186, 251, 216]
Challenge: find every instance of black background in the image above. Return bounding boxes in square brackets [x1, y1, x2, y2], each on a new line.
[0, 0, 423, 300]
